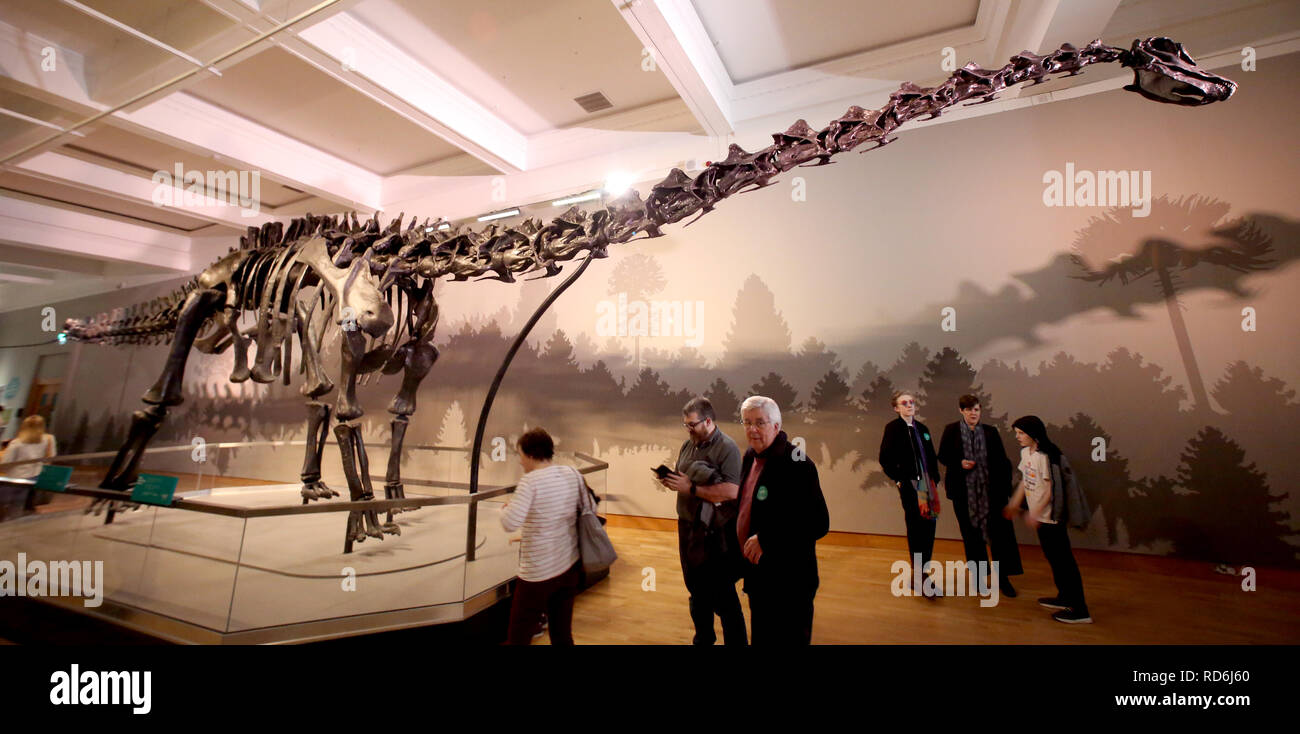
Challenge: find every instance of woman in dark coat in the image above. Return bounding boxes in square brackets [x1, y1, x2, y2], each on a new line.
[937, 394, 1023, 597]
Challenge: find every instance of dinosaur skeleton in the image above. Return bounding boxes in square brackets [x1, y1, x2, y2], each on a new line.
[65, 38, 1235, 552]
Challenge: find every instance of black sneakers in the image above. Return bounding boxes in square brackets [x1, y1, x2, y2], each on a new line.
[1037, 597, 1069, 610]
[1052, 608, 1093, 624]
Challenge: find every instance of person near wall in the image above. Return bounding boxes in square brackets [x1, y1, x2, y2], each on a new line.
[1, 415, 58, 510]
[658, 396, 746, 645]
[499, 427, 584, 645]
[937, 394, 1023, 597]
[1003, 415, 1093, 624]
[878, 391, 943, 597]
[735, 395, 829, 645]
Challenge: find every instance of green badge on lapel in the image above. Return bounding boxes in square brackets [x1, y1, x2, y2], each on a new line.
[756, 486, 768, 501]
[923, 432, 930, 441]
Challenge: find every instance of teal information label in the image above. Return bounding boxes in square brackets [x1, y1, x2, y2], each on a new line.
[131, 473, 178, 506]
[34, 464, 73, 492]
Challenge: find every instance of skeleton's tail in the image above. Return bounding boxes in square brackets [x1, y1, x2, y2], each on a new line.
[64, 278, 201, 345]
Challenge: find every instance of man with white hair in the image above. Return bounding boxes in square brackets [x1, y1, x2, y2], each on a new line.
[734, 395, 829, 644]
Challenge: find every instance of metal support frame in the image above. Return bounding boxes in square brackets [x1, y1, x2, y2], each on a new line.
[466, 250, 596, 562]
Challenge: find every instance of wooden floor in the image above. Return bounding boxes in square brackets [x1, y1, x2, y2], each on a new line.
[544, 516, 1300, 645]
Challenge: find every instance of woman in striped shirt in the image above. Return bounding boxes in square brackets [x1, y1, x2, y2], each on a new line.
[500, 427, 584, 645]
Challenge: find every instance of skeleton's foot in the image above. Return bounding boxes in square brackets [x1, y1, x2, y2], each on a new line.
[383, 483, 412, 515]
[300, 481, 338, 501]
[230, 364, 251, 383]
[87, 495, 137, 515]
[347, 511, 368, 544]
[363, 510, 395, 540]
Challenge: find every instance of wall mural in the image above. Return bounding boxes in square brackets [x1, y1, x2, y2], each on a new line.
[45, 40, 1300, 567]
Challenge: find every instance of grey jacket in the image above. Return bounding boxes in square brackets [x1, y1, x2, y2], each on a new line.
[1049, 453, 1092, 529]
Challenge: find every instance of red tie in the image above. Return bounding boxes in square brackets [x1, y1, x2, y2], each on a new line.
[737, 457, 765, 547]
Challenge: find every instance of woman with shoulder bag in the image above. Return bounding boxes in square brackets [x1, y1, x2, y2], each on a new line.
[500, 427, 585, 645]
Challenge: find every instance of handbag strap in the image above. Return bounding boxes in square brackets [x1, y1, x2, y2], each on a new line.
[571, 466, 591, 514]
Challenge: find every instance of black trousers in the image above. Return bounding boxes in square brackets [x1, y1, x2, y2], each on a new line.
[951, 490, 1023, 577]
[505, 560, 581, 645]
[896, 481, 936, 573]
[1036, 522, 1088, 613]
[679, 524, 747, 645]
[746, 587, 814, 645]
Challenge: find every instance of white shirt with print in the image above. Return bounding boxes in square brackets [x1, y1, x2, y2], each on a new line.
[1019, 447, 1055, 524]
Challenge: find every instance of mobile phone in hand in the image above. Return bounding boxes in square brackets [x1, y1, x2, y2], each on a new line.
[652, 464, 675, 479]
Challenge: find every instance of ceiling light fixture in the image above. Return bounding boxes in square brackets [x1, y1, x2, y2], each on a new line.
[604, 172, 638, 197]
[551, 191, 601, 206]
[476, 208, 520, 222]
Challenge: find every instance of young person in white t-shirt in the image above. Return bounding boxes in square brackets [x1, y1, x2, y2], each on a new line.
[1003, 415, 1092, 624]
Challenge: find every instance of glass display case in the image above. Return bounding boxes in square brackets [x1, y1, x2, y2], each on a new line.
[0, 441, 607, 643]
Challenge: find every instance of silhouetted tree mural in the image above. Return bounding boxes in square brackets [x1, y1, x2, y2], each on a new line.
[1165, 426, 1296, 565]
[808, 368, 859, 459]
[1211, 360, 1300, 524]
[720, 274, 793, 386]
[859, 374, 898, 421]
[571, 331, 600, 365]
[626, 367, 677, 414]
[606, 253, 666, 370]
[540, 329, 578, 371]
[704, 377, 740, 423]
[600, 336, 633, 380]
[660, 346, 712, 396]
[750, 372, 800, 420]
[1050, 413, 1143, 546]
[436, 401, 469, 448]
[789, 337, 843, 403]
[1072, 196, 1274, 414]
[885, 341, 930, 396]
[917, 347, 992, 427]
[580, 359, 625, 405]
[854, 374, 898, 488]
[850, 360, 882, 404]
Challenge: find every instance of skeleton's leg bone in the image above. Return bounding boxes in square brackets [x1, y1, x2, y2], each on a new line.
[294, 300, 333, 398]
[300, 401, 337, 502]
[336, 330, 365, 421]
[104, 288, 221, 492]
[249, 313, 287, 383]
[351, 426, 398, 537]
[334, 421, 371, 550]
[99, 404, 167, 492]
[383, 340, 438, 521]
[202, 307, 252, 382]
[142, 288, 224, 406]
[384, 415, 409, 523]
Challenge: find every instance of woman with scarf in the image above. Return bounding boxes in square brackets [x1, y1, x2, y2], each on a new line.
[938, 395, 1023, 597]
[1003, 415, 1093, 624]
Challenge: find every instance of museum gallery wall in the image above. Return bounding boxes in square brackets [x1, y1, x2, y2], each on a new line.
[6, 52, 1296, 568]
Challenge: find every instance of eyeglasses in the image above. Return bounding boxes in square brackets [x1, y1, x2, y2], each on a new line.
[742, 419, 772, 429]
[897, 400, 915, 407]
[682, 419, 707, 429]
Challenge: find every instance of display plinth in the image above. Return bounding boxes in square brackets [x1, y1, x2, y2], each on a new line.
[0, 442, 607, 643]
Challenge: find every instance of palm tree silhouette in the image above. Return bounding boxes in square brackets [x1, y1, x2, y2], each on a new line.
[1071, 195, 1272, 414]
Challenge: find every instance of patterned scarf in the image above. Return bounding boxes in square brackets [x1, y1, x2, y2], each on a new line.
[909, 423, 942, 520]
[960, 420, 990, 542]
